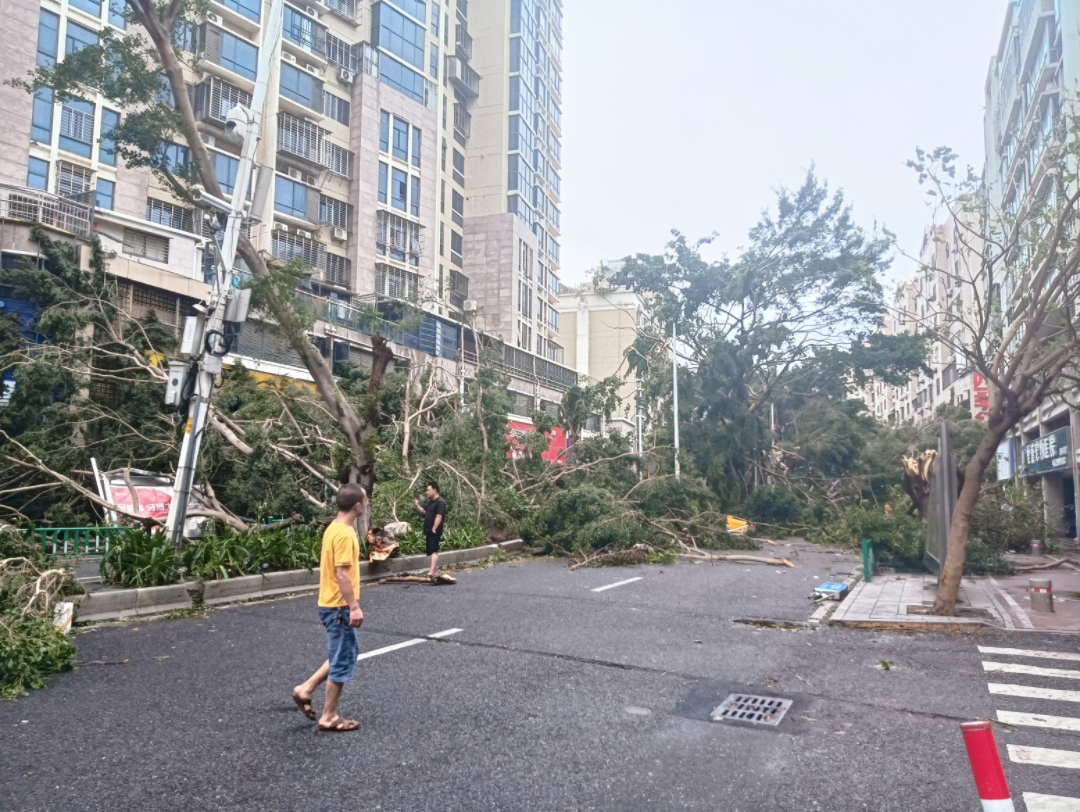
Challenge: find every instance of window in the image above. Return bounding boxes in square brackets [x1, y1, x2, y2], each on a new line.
[412, 127, 422, 167]
[280, 63, 319, 109]
[37, 10, 59, 67]
[452, 149, 464, 185]
[380, 54, 427, 104]
[519, 281, 531, 317]
[376, 210, 423, 264]
[517, 321, 531, 351]
[65, 21, 98, 55]
[391, 167, 408, 211]
[95, 179, 115, 210]
[275, 175, 310, 219]
[71, 0, 102, 17]
[323, 93, 350, 125]
[450, 230, 463, 266]
[214, 152, 240, 195]
[380, 111, 391, 152]
[99, 109, 120, 166]
[508, 154, 533, 193]
[283, 5, 319, 52]
[451, 190, 463, 226]
[59, 99, 95, 158]
[220, 32, 258, 80]
[548, 307, 559, 331]
[31, 89, 54, 143]
[224, 0, 261, 22]
[108, 0, 126, 27]
[377, 3, 425, 69]
[410, 176, 420, 216]
[518, 239, 533, 279]
[392, 117, 409, 161]
[123, 229, 169, 262]
[325, 33, 356, 71]
[173, 21, 197, 52]
[146, 198, 194, 231]
[429, 43, 439, 78]
[376, 263, 420, 301]
[320, 195, 352, 229]
[56, 162, 93, 199]
[378, 162, 389, 204]
[157, 142, 189, 171]
[386, 0, 425, 23]
[430, 2, 440, 36]
[27, 158, 49, 190]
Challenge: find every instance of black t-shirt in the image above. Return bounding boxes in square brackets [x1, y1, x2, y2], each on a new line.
[424, 497, 447, 537]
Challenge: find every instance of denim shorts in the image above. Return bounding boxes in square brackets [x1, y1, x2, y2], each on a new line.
[319, 606, 359, 683]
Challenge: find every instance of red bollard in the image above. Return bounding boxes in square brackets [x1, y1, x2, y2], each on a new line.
[961, 721, 1015, 811]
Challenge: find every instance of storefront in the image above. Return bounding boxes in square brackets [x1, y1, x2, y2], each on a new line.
[1021, 425, 1077, 538]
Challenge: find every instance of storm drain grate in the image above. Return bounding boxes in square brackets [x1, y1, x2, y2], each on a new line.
[710, 694, 792, 726]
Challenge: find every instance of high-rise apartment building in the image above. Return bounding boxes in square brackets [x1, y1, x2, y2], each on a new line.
[0, 0, 577, 413]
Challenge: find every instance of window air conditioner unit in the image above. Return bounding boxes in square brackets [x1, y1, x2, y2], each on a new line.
[297, 229, 313, 240]
[205, 135, 216, 147]
[287, 167, 302, 180]
[463, 299, 478, 312]
[339, 68, 355, 84]
[305, 65, 323, 77]
[275, 222, 289, 232]
[305, 6, 319, 17]
[282, 52, 297, 64]
[206, 12, 222, 25]
[333, 227, 348, 241]
[304, 174, 317, 186]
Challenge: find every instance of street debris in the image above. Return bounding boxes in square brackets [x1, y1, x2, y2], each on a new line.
[378, 574, 458, 585]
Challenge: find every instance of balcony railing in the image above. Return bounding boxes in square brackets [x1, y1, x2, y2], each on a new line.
[453, 102, 471, 139]
[446, 56, 480, 99]
[0, 182, 91, 238]
[320, 0, 358, 23]
[455, 24, 473, 61]
[277, 112, 355, 177]
[194, 75, 253, 126]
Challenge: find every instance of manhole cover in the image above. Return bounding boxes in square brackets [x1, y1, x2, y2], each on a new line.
[711, 694, 792, 726]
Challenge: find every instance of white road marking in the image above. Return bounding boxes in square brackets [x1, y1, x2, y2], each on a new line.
[357, 628, 463, 661]
[979, 646, 1080, 663]
[996, 710, 1080, 732]
[988, 580, 1036, 629]
[592, 577, 643, 593]
[1023, 793, 1080, 812]
[1007, 744, 1080, 770]
[988, 684, 1080, 703]
[983, 661, 1080, 680]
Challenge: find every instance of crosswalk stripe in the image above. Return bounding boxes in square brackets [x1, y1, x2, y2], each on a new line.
[996, 710, 1080, 732]
[1007, 744, 1080, 770]
[988, 683, 1080, 703]
[983, 661, 1080, 680]
[979, 646, 1080, 663]
[1023, 793, 1080, 812]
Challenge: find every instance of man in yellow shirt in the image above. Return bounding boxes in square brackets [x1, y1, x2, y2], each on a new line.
[292, 483, 366, 731]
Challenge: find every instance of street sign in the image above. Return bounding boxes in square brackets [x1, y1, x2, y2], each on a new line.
[1021, 427, 1070, 477]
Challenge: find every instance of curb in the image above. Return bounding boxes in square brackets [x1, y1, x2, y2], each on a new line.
[72, 540, 523, 623]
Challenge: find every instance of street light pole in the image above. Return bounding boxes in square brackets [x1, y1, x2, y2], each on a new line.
[672, 319, 680, 481]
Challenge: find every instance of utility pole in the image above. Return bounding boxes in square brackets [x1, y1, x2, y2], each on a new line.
[635, 375, 644, 481]
[672, 320, 680, 481]
[163, 0, 284, 547]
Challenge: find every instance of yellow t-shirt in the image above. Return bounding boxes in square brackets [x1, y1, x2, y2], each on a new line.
[318, 521, 360, 608]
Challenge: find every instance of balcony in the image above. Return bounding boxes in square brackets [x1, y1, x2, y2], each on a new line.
[0, 182, 91, 238]
[455, 24, 473, 61]
[194, 76, 253, 127]
[376, 210, 423, 264]
[277, 112, 355, 177]
[446, 56, 480, 99]
[320, 0, 359, 24]
[453, 102, 471, 140]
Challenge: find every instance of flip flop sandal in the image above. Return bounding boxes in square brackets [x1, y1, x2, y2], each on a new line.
[318, 717, 359, 732]
[292, 692, 316, 721]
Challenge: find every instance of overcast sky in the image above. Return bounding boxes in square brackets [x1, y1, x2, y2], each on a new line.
[558, 0, 1009, 285]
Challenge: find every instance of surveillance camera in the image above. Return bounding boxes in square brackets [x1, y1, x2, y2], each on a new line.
[191, 184, 205, 203]
[224, 106, 251, 144]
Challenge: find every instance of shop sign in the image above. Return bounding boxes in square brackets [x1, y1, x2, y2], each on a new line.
[507, 420, 567, 464]
[1021, 427, 1071, 476]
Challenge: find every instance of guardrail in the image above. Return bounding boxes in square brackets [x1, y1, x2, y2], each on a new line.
[32, 526, 126, 555]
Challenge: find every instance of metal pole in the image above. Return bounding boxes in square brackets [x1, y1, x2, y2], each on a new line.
[636, 375, 644, 481]
[672, 320, 680, 480]
[164, 0, 285, 547]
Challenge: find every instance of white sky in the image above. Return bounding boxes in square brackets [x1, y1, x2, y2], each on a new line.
[558, 0, 1009, 285]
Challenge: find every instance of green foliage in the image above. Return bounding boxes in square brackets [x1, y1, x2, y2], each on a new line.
[742, 485, 803, 526]
[0, 612, 75, 700]
[99, 528, 179, 588]
[440, 523, 487, 551]
[560, 376, 623, 444]
[811, 502, 925, 570]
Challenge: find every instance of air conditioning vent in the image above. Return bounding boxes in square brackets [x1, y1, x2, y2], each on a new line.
[463, 299, 478, 312]
[339, 68, 355, 84]
[275, 222, 289, 232]
[305, 6, 319, 17]
[283, 52, 297, 64]
[304, 174, 317, 186]
[206, 11, 222, 25]
[297, 229, 313, 240]
[205, 135, 216, 147]
[304, 65, 322, 77]
[287, 167, 302, 180]
[333, 227, 348, 241]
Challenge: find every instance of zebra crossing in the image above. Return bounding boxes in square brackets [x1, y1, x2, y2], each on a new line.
[977, 645, 1080, 812]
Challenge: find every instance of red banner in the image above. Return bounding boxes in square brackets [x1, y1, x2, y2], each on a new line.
[507, 421, 567, 464]
[110, 487, 173, 520]
[973, 374, 989, 422]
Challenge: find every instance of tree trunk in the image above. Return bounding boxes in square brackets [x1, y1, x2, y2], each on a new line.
[932, 424, 1008, 615]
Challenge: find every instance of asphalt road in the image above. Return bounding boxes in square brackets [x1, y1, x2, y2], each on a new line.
[2, 544, 1078, 812]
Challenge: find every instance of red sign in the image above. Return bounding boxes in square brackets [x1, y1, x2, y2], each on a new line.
[973, 374, 989, 422]
[111, 487, 173, 520]
[507, 421, 567, 464]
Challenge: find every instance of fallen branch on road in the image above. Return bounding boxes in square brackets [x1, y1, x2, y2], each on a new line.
[679, 551, 797, 568]
[378, 574, 458, 585]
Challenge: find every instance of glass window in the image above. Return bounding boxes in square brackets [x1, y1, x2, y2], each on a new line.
[323, 93, 350, 125]
[31, 89, 54, 143]
[386, 0, 425, 23]
[280, 63, 318, 108]
[429, 43, 439, 79]
[392, 117, 409, 161]
[99, 108, 120, 166]
[283, 6, 317, 52]
[379, 55, 426, 104]
[224, 0, 260, 22]
[412, 127, 422, 167]
[220, 32, 258, 80]
[378, 162, 388, 204]
[274, 175, 309, 219]
[391, 168, 408, 211]
[380, 111, 391, 152]
[37, 10, 59, 67]
[70, 0, 102, 18]
[66, 21, 98, 55]
[430, 3, 440, 37]
[410, 176, 420, 216]
[215, 152, 240, 195]
[377, 4, 425, 70]
[108, 0, 126, 27]
[95, 179, 115, 210]
[158, 142, 189, 171]
[59, 99, 95, 158]
[27, 158, 49, 190]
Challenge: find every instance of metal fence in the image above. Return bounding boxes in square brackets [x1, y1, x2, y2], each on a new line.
[32, 526, 126, 555]
[0, 182, 92, 238]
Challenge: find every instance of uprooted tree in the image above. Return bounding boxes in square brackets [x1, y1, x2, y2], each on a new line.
[906, 102, 1080, 615]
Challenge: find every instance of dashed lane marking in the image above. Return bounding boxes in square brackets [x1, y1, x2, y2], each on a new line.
[1023, 793, 1080, 812]
[357, 628, 463, 661]
[1007, 744, 1080, 770]
[592, 577, 643, 593]
[988, 684, 1080, 703]
[979, 647, 1080, 663]
[996, 710, 1080, 732]
[983, 661, 1080, 681]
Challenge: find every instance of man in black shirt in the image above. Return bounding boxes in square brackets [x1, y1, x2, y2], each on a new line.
[414, 481, 447, 580]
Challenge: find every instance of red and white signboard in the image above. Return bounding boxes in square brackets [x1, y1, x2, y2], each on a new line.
[973, 374, 989, 422]
[110, 486, 173, 520]
[507, 420, 568, 464]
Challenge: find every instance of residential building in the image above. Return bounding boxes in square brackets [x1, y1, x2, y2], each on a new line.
[0, 0, 578, 415]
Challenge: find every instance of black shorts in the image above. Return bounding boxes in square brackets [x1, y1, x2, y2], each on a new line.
[425, 533, 442, 555]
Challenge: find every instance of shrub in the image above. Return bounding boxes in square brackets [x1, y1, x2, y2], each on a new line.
[0, 612, 75, 699]
[811, 503, 925, 570]
[99, 528, 179, 587]
[181, 535, 252, 581]
[741, 485, 803, 526]
[440, 523, 488, 551]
